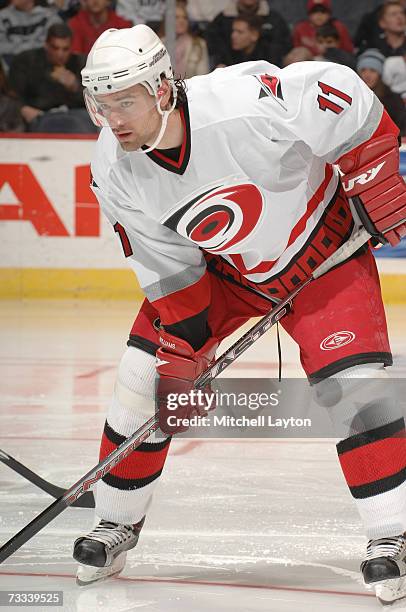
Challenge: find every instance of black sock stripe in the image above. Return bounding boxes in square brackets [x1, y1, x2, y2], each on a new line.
[337, 418, 405, 455]
[350, 467, 406, 499]
[102, 468, 163, 490]
[103, 420, 171, 451]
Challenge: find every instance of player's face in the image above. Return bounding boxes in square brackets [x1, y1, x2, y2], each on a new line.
[359, 68, 380, 89]
[45, 37, 72, 66]
[379, 5, 406, 34]
[93, 84, 163, 151]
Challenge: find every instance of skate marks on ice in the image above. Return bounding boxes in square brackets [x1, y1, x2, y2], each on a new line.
[0, 526, 382, 611]
[0, 561, 381, 612]
[1, 302, 406, 610]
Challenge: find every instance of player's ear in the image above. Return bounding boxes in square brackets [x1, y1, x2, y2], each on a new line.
[157, 80, 172, 109]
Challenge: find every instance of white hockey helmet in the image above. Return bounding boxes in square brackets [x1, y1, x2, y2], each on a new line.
[81, 25, 177, 128]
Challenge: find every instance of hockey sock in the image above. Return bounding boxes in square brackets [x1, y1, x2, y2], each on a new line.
[314, 363, 406, 539]
[95, 347, 171, 524]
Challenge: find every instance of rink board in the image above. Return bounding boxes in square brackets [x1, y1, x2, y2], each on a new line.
[0, 134, 405, 301]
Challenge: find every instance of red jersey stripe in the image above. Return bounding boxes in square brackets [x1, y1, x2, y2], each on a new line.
[228, 164, 334, 276]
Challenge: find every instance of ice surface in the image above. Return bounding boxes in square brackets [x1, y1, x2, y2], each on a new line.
[1, 301, 406, 611]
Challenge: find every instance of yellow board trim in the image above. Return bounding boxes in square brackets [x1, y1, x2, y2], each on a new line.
[0, 268, 405, 302]
[379, 274, 406, 304]
[0, 268, 144, 300]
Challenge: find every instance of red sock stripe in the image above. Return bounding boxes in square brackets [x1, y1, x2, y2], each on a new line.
[99, 433, 171, 480]
[339, 429, 406, 487]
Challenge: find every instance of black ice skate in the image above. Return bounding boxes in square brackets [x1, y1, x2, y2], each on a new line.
[361, 533, 406, 605]
[73, 517, 145, 586]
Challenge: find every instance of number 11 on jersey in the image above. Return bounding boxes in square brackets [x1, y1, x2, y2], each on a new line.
[317, 81, 353, 115]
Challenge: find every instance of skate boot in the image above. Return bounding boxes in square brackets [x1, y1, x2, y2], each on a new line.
[73, 517, 145, 586]
[361, 533, 406, 605]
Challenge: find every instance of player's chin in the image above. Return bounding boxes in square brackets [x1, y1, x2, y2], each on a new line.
[118, 140, 139, 152]
[114, 134, 140, 151]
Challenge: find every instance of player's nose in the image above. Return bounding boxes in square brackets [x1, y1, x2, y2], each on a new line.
[109, 110, 124, 129]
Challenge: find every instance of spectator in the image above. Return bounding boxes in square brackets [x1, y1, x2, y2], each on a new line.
[170, 1, 209, 78]
[116, 0, 165, 32]
[370, 1, 406, 57]
[186, 0, 229, 26]
[69, 0, 131, 55]
[355, 5, 384, 53]
[292, 0, 353, 56]
[207, 0, 291, 68]
[0, 60, 24, 131]
[217, 15, 280, 67]
[283, 46, 314, 66]
[0, 0, 61, 67]
[36, 0, 80, 17]
[383, 53, 406, 100]
[8, 23, 95, 133]
[357, 48, 406, 135]
[315, 22, 356, 69]
[355, 0, 406, 54]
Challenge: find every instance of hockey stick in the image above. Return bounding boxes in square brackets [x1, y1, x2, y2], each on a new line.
[0, 222, 396, 564]
[0, 449, 95, 508]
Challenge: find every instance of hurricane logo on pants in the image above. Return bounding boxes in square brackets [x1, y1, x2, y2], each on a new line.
[162, 182, 264, 254]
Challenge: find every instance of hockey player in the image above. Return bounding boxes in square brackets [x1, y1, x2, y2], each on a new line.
[74, 25, 406, 603]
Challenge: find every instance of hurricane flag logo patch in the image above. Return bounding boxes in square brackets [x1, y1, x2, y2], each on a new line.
[256, 74, 284, 101]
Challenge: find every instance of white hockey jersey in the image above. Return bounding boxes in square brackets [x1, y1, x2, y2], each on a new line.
[91, 60, 384, 328]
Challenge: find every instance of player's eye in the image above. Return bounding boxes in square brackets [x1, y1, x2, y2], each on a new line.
[120, 100, 134, 109]
[99, 104, 110, 112]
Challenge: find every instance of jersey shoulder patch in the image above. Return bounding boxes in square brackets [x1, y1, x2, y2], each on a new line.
[256, 74, 284, 101]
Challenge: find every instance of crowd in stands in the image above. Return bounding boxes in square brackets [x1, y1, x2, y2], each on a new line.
[0, 0, 405, 136]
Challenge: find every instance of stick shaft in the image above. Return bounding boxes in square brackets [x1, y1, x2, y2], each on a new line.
[0, 416, 159, 563]
[0, 449, 95, 508]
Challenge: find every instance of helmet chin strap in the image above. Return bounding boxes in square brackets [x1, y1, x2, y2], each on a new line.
[136, 95, 176, 154]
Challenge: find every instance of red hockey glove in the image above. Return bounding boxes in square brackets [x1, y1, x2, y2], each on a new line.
[338, 134, 406, 246]
[156, 330, 219, 435]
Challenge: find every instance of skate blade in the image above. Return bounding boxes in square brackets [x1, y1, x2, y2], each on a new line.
[76, 552, 127, 587]
[373, 576, 406, 605]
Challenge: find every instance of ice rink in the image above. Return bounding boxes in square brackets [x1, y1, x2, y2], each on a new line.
[1, 300, 406, 612]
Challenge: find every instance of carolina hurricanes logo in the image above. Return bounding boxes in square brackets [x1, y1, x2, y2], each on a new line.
[162, 182, 264, 254]
[256, 74, 284, 101]
[320, 331, 356, 351]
